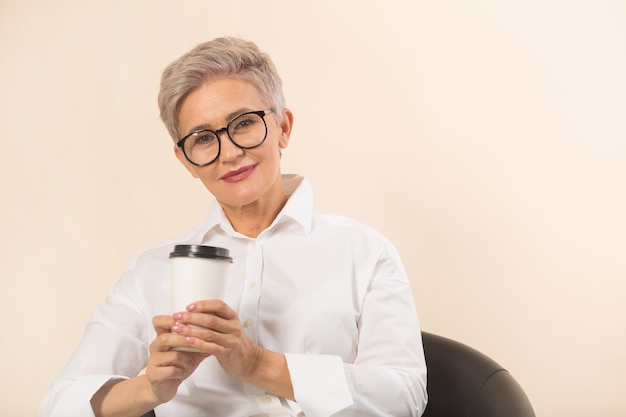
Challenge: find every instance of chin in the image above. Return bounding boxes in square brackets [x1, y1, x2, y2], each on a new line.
[216, 189, 263, 209]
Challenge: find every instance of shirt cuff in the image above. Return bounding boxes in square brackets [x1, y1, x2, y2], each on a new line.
[285, 353, 353, 417]
[46, 374, 128, 417]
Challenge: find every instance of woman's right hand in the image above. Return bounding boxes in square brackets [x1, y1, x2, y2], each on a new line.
[91, 316, 209, 417]
[146, 315, 210, 403]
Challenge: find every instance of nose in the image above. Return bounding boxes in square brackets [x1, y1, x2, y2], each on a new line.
[217, 129, 244, 162]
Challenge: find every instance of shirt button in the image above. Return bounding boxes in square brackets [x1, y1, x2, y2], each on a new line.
[263, 396, 272, 404]
[250, 282, 257, 289]
[243, 319, 252, 328]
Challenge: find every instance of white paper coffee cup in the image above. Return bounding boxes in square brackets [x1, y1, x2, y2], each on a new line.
[169, 244, 232, 352]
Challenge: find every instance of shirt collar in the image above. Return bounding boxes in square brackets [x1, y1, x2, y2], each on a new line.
[199, 174, 313, 240]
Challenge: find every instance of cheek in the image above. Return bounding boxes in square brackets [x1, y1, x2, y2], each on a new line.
[188, 167, 201, 179]
[175, 148, 201, 179]
[197, 166, 218, 182]
[183, 162, 205, 179]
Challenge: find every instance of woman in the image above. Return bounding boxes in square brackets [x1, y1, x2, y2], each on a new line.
[39, 37, 427, 417]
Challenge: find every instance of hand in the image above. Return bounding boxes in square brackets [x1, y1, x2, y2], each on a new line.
[147, 315, 210, 403]
[171, 300, 264, 380]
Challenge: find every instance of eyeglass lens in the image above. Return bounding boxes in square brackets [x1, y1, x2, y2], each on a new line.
[183, 111, 268, 166]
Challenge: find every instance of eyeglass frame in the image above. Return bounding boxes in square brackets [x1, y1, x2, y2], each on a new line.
[176, 109, 274, 167]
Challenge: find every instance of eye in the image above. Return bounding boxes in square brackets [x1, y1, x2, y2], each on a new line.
[191, 131, 217, 146]
[232, 115, 259, 132]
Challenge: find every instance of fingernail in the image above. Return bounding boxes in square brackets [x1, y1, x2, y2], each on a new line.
[186, 336, 195, 345]
[173, 313, 182, 320]
[186, 304, 197, 311]
[172, 323, 183, 333]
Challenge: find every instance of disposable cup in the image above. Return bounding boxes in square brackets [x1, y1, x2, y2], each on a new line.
[169, 244, 232, 352]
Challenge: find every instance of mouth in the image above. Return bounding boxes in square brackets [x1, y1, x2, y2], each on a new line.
[220, 165, 257, 183]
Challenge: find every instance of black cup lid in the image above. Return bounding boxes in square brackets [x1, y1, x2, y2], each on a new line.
[169, 244, 232, 261]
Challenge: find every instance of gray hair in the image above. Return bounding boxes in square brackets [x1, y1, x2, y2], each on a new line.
[158, 37, 286, 142]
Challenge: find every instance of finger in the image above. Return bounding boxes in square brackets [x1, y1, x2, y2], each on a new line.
[148, 348, 204, 370]
[150, 331, 192, 353]
[153, 315, 176, 335]
[186, 299, 237, 319]
[147, 349, 182, 369]
[174, 313, 233, 334]
[145, 350, 202, 391]
[172, 323, 229, 348]
[181, 335, 226, 355]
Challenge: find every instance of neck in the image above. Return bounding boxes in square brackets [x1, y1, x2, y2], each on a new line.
[222, 190, 288, 239]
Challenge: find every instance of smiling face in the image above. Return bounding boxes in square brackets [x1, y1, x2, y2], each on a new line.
[175, 77, 293, 215]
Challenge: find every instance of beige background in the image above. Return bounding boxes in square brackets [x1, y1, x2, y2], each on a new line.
[1, 1, 625, 416]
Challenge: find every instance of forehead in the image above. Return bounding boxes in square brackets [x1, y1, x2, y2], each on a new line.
[178, 78, 266, 133]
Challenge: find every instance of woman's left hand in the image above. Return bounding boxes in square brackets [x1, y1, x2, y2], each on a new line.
[171, 300, 263, 380]
[172, 299, 294, 400]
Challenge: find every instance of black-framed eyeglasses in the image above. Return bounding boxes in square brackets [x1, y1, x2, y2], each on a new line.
[177, 109, 273, 167]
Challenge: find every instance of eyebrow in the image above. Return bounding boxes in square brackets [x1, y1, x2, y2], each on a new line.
[185, 107, 256, 135]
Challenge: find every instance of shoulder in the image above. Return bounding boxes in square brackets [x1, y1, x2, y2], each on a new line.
[313, 211, 383, 235]
[311, 211, 397, 254]
[125, 224, 206, 272]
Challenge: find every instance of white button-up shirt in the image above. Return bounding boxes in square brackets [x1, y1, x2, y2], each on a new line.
[39, 175, 427, 417]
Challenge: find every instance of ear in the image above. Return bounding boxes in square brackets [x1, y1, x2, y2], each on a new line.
[174, 145, 200, 178]
[278, 108, 294, 149]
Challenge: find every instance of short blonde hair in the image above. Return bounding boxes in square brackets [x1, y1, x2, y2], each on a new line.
[158, 37, 286, 142]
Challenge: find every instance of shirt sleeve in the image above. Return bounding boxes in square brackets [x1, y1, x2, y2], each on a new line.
[285, 240, 428, 417]
[285, 353, 353, 417]
[39, 264, 154, 417]
[39, 375, 128, 417]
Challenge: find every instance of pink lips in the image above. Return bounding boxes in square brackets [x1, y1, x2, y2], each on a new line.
[220, 165, 256, 183]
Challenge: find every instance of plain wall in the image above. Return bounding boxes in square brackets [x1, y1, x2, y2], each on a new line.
[1, 1, 625, 416]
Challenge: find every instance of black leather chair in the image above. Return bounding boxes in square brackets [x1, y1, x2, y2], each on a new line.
[421, 331, 535, 417]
